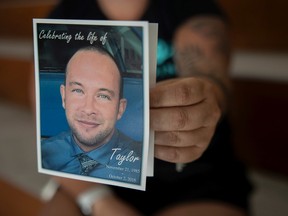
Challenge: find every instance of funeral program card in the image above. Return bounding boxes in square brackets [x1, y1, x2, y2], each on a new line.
[33, 19, 157, 191]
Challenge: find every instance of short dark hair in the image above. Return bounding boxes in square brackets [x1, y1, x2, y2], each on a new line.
[65, 46, 124, 98]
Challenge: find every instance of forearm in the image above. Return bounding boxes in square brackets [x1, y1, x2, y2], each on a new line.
[173, 16, 231, 112]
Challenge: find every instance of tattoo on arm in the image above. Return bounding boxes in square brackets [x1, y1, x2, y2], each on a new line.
[174, 17, 230, 76]
[174, 44, 205, 77]
[189, 18, 230, 56]
[173, 17, 231, 110]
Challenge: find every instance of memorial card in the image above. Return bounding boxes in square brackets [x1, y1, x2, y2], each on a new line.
[33, 19, 157, 190]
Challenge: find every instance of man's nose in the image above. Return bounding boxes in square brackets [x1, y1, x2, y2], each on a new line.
[82, 95, 96, 115]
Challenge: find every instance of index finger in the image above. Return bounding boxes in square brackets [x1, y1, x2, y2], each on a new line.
[150, 78, 205, 108]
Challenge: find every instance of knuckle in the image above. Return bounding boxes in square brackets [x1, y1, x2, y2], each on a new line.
[197, 137, 211, 151]
[167, 131, 181, 145]
[172, 148, 182, 162]
[204, 101, 221, 126]
[175, 108, 188, 130]
[176, 84, 192, 105]
[211, 104, 221, 123]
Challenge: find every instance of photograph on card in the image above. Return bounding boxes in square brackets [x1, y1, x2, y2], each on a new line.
[33, 19, 150, 190]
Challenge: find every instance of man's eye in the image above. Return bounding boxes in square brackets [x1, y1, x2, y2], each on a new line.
[98, 94, 111, 100]
[71, 89, 83, 94]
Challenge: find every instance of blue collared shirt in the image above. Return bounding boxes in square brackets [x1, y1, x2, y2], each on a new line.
[41, 129, 142, 185]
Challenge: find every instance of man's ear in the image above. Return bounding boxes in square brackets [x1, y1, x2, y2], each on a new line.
[117, 98, 127, 120]
[60, 84, 66, 109]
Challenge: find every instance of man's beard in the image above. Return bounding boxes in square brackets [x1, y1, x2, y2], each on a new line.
[70, 124, 114, 149]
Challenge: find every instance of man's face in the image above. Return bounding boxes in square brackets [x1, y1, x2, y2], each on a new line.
[60, 50, 126, 151]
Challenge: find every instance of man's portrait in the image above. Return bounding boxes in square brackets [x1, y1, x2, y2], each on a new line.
[34, 20, 148, 188]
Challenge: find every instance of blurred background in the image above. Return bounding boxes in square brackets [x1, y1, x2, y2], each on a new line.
[0, 0, 288, 215]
